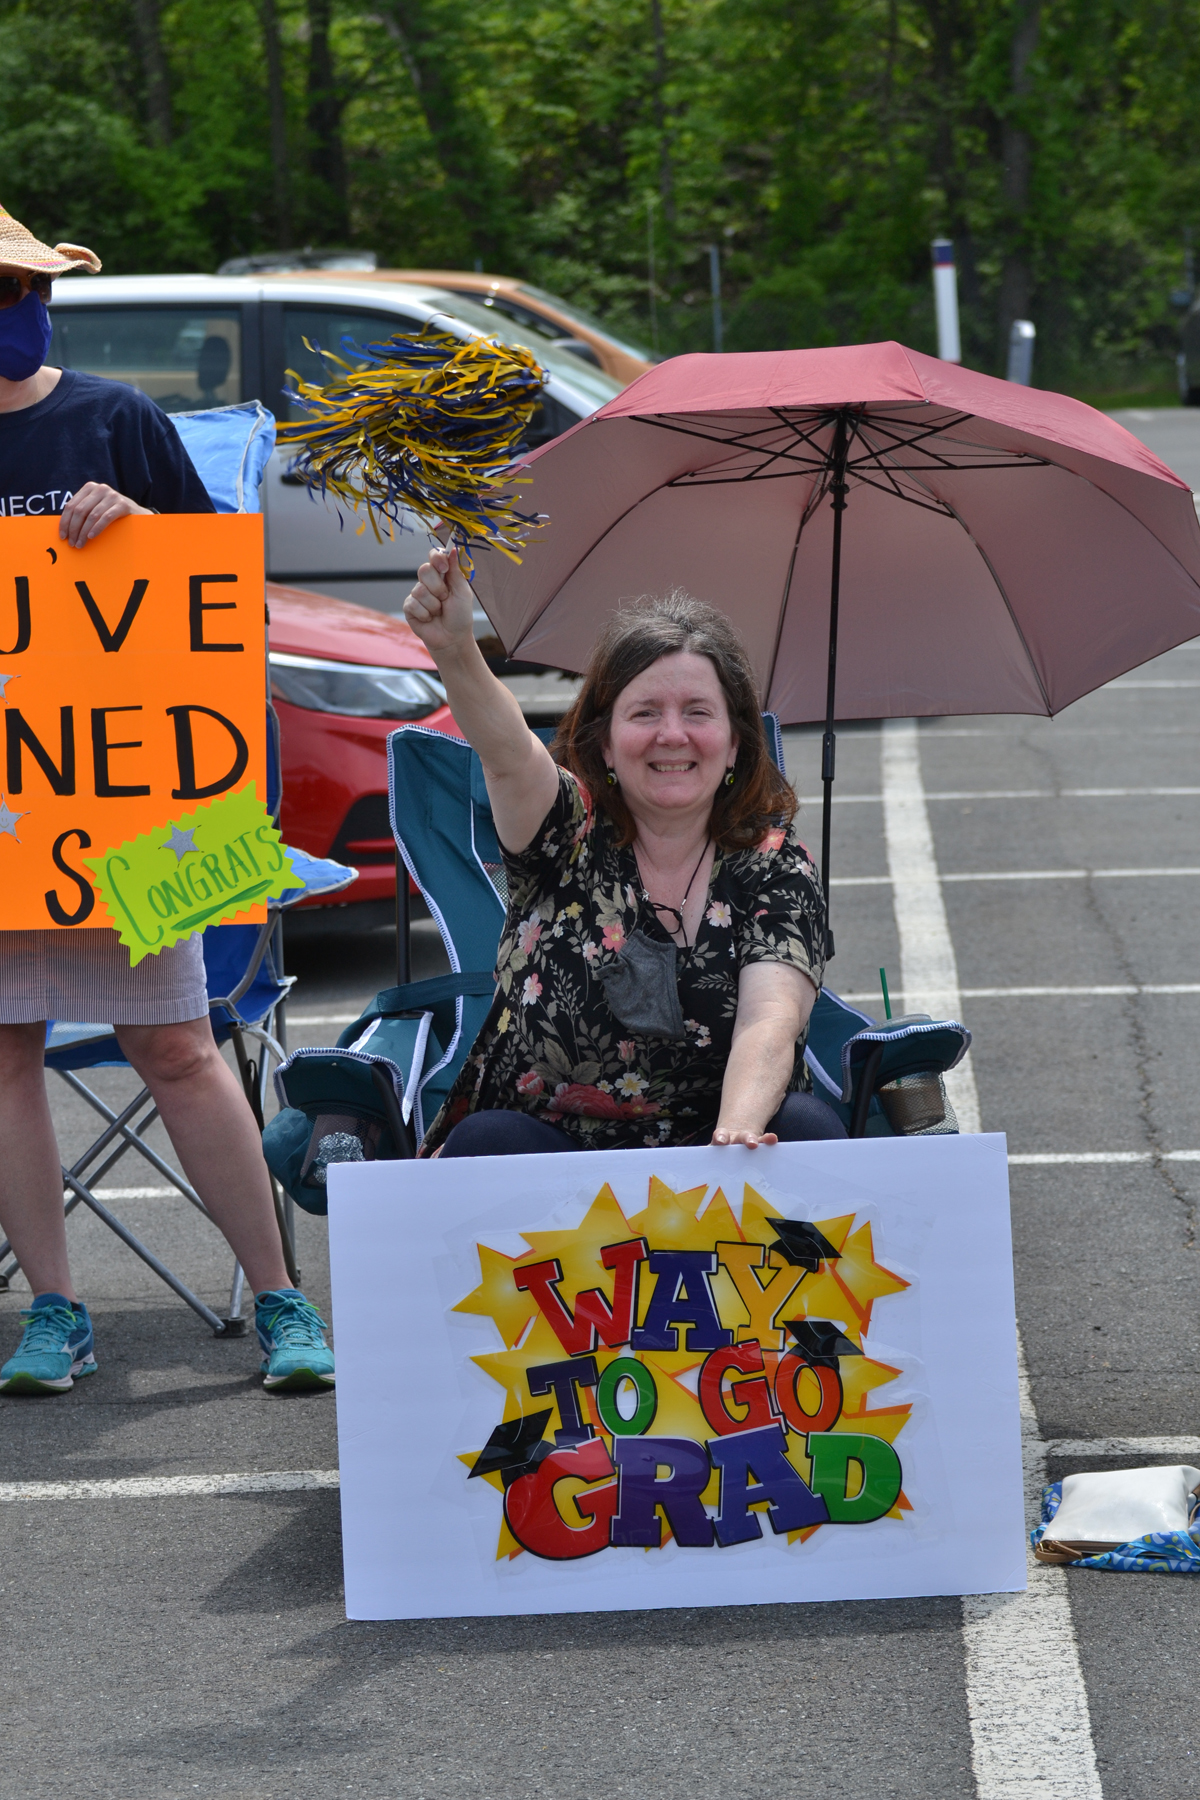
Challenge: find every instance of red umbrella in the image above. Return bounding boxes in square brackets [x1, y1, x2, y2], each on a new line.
[473, 341, 1200, 950]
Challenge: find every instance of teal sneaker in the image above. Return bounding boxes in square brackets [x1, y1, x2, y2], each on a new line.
[0, 1294, 97, 1395]
[255, 1289, 335, 1393]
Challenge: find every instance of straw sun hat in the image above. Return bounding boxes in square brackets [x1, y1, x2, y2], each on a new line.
[0, 204, 100, 275]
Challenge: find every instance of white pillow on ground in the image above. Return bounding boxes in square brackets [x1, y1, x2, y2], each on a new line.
[1050, 1464, 1200, 1547]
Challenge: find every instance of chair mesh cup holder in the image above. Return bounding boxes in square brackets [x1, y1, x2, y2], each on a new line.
[808, 995, 972, 1140]
[299, 1112, 389, 1191]
[877, 1071, 959, 1136]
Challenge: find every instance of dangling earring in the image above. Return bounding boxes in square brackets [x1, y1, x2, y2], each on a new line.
[606, 768, 618, 787]
[725, 767, 736, 788]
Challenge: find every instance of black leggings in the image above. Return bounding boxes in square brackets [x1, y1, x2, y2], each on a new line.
[440, 1090, 847, 1157]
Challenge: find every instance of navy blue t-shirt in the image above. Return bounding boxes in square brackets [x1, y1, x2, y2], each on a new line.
[0, 370, 214, 518]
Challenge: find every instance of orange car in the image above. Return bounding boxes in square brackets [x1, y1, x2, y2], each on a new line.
[268, 269, 655, 387]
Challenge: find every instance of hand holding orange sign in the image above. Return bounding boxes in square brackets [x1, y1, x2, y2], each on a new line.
[0, 512, 269, 932]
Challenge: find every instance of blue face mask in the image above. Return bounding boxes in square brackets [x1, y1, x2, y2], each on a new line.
[0, 288, 52, 382]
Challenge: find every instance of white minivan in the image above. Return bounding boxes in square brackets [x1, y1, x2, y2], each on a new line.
[45, 274, 622, 616]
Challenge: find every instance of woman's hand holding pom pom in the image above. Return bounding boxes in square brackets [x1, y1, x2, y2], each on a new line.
[404, 542, 477, 658]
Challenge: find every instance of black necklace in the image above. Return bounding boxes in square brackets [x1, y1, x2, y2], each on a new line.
[636, 839, 710, 948]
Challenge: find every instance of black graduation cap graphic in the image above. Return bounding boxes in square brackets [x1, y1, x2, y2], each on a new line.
[766, 1216, 842, 1271]
[467, 1409, 554, 1487]
[783, 1319, 863, 1367]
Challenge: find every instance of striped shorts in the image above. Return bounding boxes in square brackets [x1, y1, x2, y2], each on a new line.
[0, 930, 209, 1026]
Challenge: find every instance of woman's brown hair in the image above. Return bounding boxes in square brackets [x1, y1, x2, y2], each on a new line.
[550, 591, 797, 851]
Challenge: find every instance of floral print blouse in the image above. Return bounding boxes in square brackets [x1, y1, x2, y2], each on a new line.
[421, 769, 827, 1153]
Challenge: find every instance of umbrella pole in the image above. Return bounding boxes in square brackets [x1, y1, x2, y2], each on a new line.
[820, 410, 849, 960]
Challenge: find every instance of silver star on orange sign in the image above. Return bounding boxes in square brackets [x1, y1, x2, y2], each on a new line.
[161, 822, 199, 863]
[0, 797, 25, 840]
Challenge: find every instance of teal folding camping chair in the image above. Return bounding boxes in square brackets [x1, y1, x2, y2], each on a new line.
[263, 715, 972, 1208]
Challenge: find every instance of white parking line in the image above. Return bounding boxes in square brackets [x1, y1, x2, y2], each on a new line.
[0, 1470, 339, 1502]
[0, 1437, 1187, 1505]
[803, 787, 1200, 803]
[803, 790, 1051, 804]
[1010, 1150, 1200, 1165]
[839, 984, 1200, 1003]
[962, 1340, 1103, 1800]
[942, 867, 1200, 881]
[881, 720, 1100, 1798]
[1046, 1437, 1200, 1458]
[1028, 726, 1200, 736]
[87, 1158, 1192, 1196]
[1017, 981, 1200, 995]
[834, 866, 1200, 886]
[85, 1186, 176, 1200]
[286, 1013, 359, 1026]
[790, 725, 1200, 741]
[880, 719, 980, 1132]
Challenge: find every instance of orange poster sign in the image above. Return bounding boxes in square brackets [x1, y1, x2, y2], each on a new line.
[0, 513, 268, 930]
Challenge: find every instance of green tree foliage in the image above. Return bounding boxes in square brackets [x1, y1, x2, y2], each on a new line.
[0, 0, 1196, 393]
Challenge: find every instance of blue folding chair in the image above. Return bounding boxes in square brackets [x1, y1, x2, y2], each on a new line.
[261, 724, 520, 1205]
[0, 402, 356, 1333]
[380, 720, 969, 1140]
[803, 988, 970, 1135]
[262, 714, 970, 1207]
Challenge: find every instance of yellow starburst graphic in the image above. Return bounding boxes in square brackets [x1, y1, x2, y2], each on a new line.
[455, 1176, 913, 1563]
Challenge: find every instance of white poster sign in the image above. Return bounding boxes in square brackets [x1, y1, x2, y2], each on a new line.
[328, 1135, 1024, 1621]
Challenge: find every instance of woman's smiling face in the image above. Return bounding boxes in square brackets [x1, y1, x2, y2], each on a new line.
[603, 650, 737, 822]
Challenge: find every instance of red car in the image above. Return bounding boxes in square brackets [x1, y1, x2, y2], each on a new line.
[267, 582, 461, 914]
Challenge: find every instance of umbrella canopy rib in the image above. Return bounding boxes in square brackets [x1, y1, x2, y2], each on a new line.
[766, 470, 830, 703]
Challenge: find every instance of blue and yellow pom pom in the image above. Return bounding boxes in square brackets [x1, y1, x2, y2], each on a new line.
[276, 323, 547, 569]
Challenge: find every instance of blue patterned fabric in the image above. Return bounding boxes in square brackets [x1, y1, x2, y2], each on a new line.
[1033, 1480, 1200, 1574]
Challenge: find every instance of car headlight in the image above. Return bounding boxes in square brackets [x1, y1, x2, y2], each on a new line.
[269, 652, 448, 720]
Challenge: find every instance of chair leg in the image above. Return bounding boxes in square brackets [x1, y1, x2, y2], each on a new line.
[282, 1190, 297, 1277]
[229, 1026, 265, 1131]
[228, 1262, 246, 1325]
[57, 1070, 210, 1215]
[269, 1173, 301, 1289]
[256, 1038, 300, 1285]
[227, 1022, 300, 1285]
[64, 1173, 229, 1335]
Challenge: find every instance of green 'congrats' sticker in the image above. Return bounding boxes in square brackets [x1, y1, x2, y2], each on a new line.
[85, 783, 296, 964]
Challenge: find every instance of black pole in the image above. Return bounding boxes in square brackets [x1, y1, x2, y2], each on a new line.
[820, 409, 849, 960]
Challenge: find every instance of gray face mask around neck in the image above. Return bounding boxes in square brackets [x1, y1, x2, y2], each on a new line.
[595, 928, 687, 1040]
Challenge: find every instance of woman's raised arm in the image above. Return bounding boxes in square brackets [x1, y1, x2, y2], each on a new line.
[404, 545, 560, 853]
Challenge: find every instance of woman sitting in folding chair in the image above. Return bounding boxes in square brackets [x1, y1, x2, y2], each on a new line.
[0, 203, 332, 1396]
[405, 547, 847, 1158]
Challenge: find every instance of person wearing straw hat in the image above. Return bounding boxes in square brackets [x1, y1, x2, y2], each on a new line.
[0, 206, 335, 1396]
[0, 207, 210, 535]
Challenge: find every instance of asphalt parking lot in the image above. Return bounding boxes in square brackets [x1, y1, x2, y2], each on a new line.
[3, 406, 1200, 1798]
